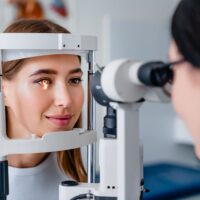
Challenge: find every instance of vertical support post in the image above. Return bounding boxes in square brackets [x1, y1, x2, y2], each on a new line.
[0, 50, 8, 200]
[0, 50, 6, 139]
[0, 161, 8, 200]
[87, 50, 96, 183]
[117, 103, 142, 200]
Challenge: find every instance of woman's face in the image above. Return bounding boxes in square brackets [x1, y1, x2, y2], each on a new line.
[169, 40, 200, 157]
[3, 54, 84, 138]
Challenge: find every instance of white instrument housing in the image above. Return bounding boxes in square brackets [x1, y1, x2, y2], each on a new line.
[101, 59, 170, 103]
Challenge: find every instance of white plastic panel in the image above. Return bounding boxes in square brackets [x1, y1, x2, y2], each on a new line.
[0, 33, 97, 50]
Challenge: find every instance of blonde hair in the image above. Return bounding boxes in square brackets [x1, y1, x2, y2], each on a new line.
[2, 19, 87, 182]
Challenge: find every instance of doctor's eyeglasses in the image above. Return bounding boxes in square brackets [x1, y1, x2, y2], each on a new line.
[160, 59, 185, 84]
[160, 59, 185, 97]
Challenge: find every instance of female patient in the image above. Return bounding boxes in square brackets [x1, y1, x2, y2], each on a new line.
[2, 19, 86, 200]
[169, 0, 200, 158]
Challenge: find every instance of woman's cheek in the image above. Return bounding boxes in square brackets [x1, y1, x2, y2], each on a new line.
[72, 86, 84, 109]
[80, 88, 84, 107]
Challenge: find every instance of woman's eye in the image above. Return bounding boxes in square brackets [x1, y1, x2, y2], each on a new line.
[69, 78, 83, 85]
[34, 79, 52, 90]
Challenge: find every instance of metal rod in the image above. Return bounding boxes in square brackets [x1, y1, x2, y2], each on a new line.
[87, 50, 96, 183]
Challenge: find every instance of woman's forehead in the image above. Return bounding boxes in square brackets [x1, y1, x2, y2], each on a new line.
[21, 54, 81, 74]
[25, 54, 80, 64]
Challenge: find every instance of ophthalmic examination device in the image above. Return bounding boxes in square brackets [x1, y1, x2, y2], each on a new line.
[0, 33, 173, 200]
[60, 59, 173, 200]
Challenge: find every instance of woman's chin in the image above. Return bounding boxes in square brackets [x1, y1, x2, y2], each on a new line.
[37, 127, 73, 137]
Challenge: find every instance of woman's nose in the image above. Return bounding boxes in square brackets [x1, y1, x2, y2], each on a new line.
[54, 84, 73, 108]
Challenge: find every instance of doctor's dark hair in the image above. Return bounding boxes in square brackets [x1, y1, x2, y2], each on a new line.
[171, 0, 200, 67]
[2, 19, 86, 182]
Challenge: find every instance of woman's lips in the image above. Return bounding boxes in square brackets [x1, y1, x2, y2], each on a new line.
[46, 115, 73, 127]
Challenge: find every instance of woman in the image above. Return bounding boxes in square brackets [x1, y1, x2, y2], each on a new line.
[169, 0, 200, 158]
[2, 19, 86, 200]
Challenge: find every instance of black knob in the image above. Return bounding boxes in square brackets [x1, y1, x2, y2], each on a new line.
[61, 180, 78, 187]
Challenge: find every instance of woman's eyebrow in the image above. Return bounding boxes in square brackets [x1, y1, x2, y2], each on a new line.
[69, 68, 83, 75]
[29, 69, 57, 77]
[29, 68, 83, 77]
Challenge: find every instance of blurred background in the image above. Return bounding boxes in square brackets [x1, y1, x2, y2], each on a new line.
[1, 0, 200, 199]
[1, 0, 198, 172]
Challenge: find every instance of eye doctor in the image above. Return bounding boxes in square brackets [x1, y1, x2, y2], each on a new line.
[168, 0, 200, 159]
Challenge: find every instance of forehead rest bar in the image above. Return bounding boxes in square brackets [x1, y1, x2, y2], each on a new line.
[0, 33, 97, 61]
[2, 50, 86, 62]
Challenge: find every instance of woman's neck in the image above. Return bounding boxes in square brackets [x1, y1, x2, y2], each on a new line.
[7, 153, 49, 168]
